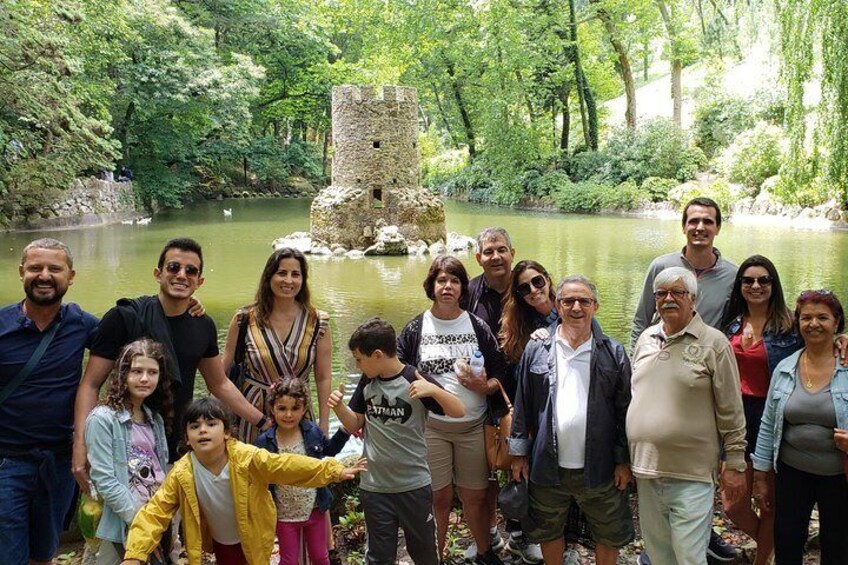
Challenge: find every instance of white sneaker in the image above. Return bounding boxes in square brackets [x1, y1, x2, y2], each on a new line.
[563, 549, 581, 565]
[505, 532, 543, 564]
[463, 529, 504, 561]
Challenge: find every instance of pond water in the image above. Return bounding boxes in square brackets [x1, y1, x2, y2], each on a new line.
[2, 198, 848, 379]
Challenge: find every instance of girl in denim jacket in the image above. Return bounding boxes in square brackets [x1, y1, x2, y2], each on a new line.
[254, 378, 350, 565]
[85, 338, 172, 565]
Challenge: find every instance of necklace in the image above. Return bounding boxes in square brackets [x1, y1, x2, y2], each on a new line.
[802, 352, 814, 389]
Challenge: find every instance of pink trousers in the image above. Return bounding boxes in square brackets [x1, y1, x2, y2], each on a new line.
[276, 508, 330, 565]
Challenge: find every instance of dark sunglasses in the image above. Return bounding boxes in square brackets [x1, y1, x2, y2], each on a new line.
[516, 274, 547, 297]
[741, 275, 772, 287]
[165, 261, 200, 277]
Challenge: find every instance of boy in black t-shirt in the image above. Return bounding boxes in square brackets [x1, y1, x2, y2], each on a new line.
[328, 317, 464, 565]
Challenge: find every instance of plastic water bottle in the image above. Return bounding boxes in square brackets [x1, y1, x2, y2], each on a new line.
[469, 350, 484, 377]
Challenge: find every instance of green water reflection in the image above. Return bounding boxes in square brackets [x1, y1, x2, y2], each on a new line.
[2, 199, 848, 379]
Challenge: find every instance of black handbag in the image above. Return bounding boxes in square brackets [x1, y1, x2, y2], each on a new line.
[227, 310, 250, 389]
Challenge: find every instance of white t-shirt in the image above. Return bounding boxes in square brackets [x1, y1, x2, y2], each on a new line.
[555, 335, 593, 469]
[191, 453, 240, 544]
[418, 310, 486, 422]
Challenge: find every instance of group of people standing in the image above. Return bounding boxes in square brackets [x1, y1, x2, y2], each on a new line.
[1, 195, 847, 565]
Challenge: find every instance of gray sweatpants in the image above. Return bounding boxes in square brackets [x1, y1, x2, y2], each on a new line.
[360, 485, 439, 565]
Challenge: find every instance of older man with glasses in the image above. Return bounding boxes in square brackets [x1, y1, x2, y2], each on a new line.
[628, 266, 747, 565]
[510, 275, 634, 565]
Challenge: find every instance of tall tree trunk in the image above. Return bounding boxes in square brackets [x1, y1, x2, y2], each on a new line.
[643, 38, 650, 81]
[569, 0, 598, 149]
[431, 83, 459, 149]
[559, 84, 572, 152]
[114, 100, 136, 161]
[444, 59, 476, 161]
[592, 1, 637, 129]
[655, 0, 682, 127]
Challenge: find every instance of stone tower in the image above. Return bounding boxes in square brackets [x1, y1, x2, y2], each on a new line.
[310, 85, 446, 250]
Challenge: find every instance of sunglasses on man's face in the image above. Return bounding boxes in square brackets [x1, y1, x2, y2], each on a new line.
[516, 274, 546, 297]
[164, 261, 200, 277]
[741, 275, 772, 287]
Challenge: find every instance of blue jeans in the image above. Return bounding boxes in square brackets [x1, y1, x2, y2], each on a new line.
[636, 477, 714, 565]
[0, 452, 76, 564]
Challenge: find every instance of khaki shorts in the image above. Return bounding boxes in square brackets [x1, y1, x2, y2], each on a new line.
[526, 468, 634, 548]
[425, 417, 490, 490]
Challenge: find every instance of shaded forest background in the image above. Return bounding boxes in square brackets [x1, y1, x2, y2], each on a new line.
[2, 0, 847, 222]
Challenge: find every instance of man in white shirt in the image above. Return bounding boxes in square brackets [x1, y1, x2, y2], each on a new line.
[510, 275, 633, 565]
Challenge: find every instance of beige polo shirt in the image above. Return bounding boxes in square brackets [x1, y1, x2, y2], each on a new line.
[628, 313, 747, 483]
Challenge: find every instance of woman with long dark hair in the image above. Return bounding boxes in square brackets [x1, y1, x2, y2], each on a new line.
[721, 255, 799, 565]
[222, 247, 332, 444]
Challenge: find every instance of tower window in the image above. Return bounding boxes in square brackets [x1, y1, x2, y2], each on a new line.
[372, 188, 384, 208]
[373, 140, 381, 149]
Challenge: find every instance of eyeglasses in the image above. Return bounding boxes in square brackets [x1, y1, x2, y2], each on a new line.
[654, 288, 688, 300]
[741, 275, 773, 287]
[557, 297, 595, 308]
[516, 274, 546, 297]
[165, 262, 200, 277]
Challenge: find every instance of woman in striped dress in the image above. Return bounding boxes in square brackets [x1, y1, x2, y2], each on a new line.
[223, 247, 332, 444]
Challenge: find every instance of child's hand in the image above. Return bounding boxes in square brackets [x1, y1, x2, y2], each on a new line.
[327, 383, 346, 410]
[340, 457, 367, 480]
[409, 371, 438, 399]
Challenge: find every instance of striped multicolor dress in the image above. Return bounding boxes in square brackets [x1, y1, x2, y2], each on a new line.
[235, 304, 330, 443]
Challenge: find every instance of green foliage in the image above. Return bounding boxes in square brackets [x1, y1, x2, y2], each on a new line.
[603, 118, 705, 184]
[641, 177, 679, 202]
[551, 179, 648, 213]
[525, 170, 572, 198]
[669, 178, 736, 212]
[720, 123, 786, 189]
[692, 91, 757, 158]
[777, 0, 848, 202]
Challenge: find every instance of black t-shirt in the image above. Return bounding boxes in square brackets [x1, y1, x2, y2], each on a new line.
[91, 302, 219, 456]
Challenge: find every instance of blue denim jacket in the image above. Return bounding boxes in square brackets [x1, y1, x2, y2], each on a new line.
[255, 421, 350, 513]
[509, 322, 631, 488]
[724, 316, 802, 376]
[84, 405, 169, 543]
[751, 349, 848, 472]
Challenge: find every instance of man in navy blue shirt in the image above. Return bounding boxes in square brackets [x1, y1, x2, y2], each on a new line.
[0, 238, 99, 565]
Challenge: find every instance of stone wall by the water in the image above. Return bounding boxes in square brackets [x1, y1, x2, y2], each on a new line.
[5, 177, 139, 231]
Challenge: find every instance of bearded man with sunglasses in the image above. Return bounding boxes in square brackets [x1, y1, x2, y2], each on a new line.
[72, 238, 265, 491]
[510, 275, 633, 565]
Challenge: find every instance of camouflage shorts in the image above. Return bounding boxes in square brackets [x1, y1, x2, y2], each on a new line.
[526, 467, 634, 548]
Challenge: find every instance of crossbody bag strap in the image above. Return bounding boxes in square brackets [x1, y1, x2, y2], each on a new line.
[0, 318, 63, 407]
[234, 309, 250, 364]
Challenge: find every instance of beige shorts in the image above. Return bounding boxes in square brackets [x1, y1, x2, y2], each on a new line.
[425, 416, 490, 491]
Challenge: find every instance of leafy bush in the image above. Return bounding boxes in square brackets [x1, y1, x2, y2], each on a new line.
[569, 150, 613, 182]
[668, 178, 736, 213]
[599, 180, 650, 210]
[552, 180, 603, 213]
[438, 161, 495, 198]
[603, 118, 703, 184]
[525, 170, 572, 198]
[423, 149, 467, 188]
[692, 92, 756, 158]
[720, 122, 786, 190]
[641, 177, 679, 202]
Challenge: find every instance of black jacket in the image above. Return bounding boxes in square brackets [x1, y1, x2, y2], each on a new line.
[509, 321, 631, 488]
[396, 311, 510, 417]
